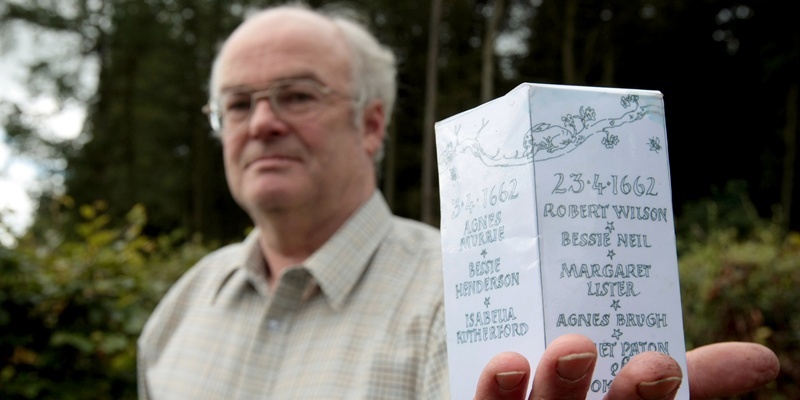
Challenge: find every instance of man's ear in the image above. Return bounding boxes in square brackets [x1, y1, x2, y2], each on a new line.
[360, 100, 386, 158]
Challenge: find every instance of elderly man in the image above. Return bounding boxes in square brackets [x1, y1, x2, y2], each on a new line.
[137, 4, 778, 400]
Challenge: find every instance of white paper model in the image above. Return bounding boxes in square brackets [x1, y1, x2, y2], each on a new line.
[435, 83, 688, 400]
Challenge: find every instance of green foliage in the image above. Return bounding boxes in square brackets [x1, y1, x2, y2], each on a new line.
[2, 197, 798, 398]
[678, 192, 800, 399]
[0, 202, 211, 399]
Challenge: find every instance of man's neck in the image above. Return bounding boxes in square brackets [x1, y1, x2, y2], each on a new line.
[254, 190, 375, 288]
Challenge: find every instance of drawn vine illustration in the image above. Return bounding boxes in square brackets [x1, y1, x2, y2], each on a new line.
[438, 94, 664, 181]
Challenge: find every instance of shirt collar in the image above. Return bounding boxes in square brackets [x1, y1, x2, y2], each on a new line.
[228, 192, 392, 310]
[303, 192, 391, 311]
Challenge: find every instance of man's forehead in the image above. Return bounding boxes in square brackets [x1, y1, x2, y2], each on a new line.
[216, 43, 350, 90]
[211, 7, 352, 97]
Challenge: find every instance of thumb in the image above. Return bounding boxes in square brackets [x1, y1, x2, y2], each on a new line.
[474, 352, 531, 400]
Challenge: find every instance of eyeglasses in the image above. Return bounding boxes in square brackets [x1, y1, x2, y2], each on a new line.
[202, 79, 352, 133]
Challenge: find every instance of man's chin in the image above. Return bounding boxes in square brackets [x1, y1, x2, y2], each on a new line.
[243, 186, 307, 212]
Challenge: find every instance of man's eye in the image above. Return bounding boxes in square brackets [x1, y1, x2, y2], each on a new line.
[224, 97, 251, 112]
[278, 90, 317, 105]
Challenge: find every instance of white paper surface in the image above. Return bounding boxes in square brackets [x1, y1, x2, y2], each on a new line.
[435, 83, 689, 399]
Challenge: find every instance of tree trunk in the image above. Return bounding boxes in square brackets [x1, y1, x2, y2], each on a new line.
[561, 0, 578, 84]
[481, 0, 506, 103]
[421, 0, 442, 225]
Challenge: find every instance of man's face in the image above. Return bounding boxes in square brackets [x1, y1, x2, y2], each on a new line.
[215, 12, 384, 220]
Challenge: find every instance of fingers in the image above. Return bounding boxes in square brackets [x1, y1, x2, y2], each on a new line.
[474, 352, 531, 400]
[686, 342, 779, 399]
[605, 352, 683, 400]
[473, 334, 598, 400]
[474, 339, 779, 400]
[605, 341, 780, 400]
[530, 334, 597, 400]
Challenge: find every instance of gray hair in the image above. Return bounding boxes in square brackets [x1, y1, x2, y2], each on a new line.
[207, 4, 397, 163]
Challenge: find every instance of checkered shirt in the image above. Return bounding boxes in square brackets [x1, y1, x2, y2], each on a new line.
[137, 193, 450, 399]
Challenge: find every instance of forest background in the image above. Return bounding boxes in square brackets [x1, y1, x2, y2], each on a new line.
[1, 0, 799, 398]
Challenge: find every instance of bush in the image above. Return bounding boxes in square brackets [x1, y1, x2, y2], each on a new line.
[678, 193, 800, 399]
[0, 202, 212, 399]
[2, 193, 797, 399]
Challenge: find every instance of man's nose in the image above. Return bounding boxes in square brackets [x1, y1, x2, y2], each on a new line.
[248, 97, 287, 137]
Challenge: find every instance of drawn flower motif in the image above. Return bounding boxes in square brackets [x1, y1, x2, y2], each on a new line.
[449, 167, 458, 181]
[584, 107, 596, 121]
[561, 114, 575, 129]
[620, 94, 639, 108]
[601, 133, 619, 149]
[648, 137, 662, 153]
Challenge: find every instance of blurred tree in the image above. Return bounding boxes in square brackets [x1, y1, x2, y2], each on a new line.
[481, 0, 506, 103]
[420, 0, 442, 225]
[63, 0, 252, 242]
[2, 1, 268, 242]
[1, 0, 797, 241]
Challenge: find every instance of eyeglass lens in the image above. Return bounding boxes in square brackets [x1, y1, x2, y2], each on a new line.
[212, 80, 331, 132]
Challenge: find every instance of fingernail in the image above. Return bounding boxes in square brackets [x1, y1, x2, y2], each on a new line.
[637, 377, 682, 400]
[556, 352, 596, 382]
[495, 371, 526, 391]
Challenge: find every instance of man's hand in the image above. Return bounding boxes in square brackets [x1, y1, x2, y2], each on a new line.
[474, 334, 779, 400]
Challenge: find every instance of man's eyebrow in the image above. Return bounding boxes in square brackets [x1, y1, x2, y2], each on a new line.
[219, 73, 324, 94]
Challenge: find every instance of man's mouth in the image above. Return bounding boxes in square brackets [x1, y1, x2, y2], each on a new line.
[245, 154, 299, 169]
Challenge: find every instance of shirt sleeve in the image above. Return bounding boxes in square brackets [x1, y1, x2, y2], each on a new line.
[136, 247, 233, 400]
